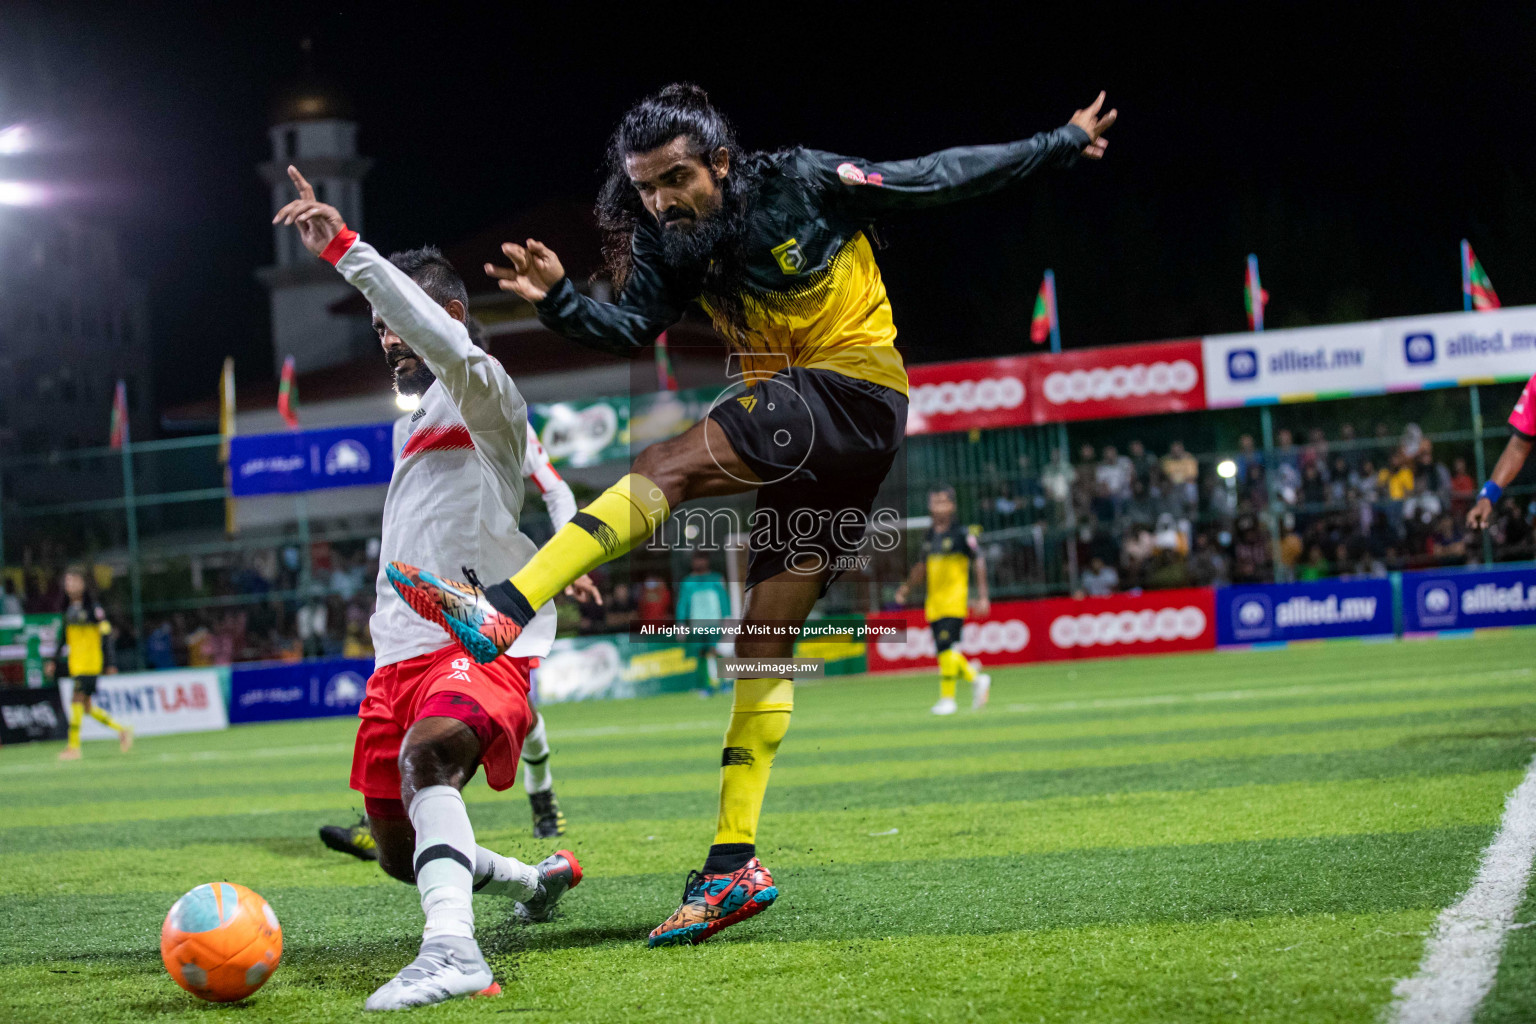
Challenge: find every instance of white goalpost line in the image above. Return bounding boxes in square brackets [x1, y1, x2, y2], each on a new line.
[1388, 753, 1536, 1024]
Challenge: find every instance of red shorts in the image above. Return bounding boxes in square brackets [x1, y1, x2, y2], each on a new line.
[350, 644, 535, 800]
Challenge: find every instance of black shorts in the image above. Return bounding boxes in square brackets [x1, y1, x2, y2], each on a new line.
[708, 367, 906, 589]
[930, 618, 963, 654]
[73, 675, 99, 698]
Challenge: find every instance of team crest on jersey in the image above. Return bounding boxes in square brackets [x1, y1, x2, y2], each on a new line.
[771, 238, 807, 276]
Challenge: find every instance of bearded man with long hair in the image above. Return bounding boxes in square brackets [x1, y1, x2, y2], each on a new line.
[393, 83, 1116, 946]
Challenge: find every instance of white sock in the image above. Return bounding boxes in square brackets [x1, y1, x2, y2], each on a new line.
[472, 847, 540, 900]
[408, 785, 477, 941]
[521, 714, 553, 795]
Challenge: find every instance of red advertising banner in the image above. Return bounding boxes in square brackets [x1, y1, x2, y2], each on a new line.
[866, 587, 1216, 673]
[905, 356, 1032, 436]
[1024, 339, 1206, 424]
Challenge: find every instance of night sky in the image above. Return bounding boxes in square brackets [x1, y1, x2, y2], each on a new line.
[6, 3, 1536, 414]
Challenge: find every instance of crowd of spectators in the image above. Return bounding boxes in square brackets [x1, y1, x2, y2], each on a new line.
[998, 420, 1533, 597]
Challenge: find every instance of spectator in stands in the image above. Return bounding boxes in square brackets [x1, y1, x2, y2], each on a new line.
[145, 621, 177, 670]
[1327, 455, 1352, 505]
[1186, 532, 1229, 587]
[1302, 427, 1329, 475]
[1273, 429, 1301, 498]
[636, 574, 673, 624]
[1127, 439, 1158, 487]
[1427, 514, 1468, 564]
[1, 579, 21, 616]
[1449, 457, 1477, 520]
[1080, 556, 1118, 597]
[1119, 521, 1154, 587]
[1122, 478, 1157, 529]
[1040, 448, 1074, 524]
[1096, 445, 1134, 518]
[1235, 433, 1263, 480]
[297, 591, 327, 659]
[1161, 440, 1199, 510]
[1297, 543, 1330, 582]
[1145, 548, 1190, 590]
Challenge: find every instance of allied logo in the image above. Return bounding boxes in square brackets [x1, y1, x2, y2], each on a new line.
[771, 238, 807, 276]
[1227, 349, 1259, 381]
[1232, 595, 1273, 640]
[1416, 581, 1458, 628]
[1404, 332, 1436, 365]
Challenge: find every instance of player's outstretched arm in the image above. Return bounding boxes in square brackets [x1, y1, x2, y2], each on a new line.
[276, 166, 525, 438]
[807, 92, 1117, 216]
[1467, 433, 1532, 529]
[485, 225, 684, 356]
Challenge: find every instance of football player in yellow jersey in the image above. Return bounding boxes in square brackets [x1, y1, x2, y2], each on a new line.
[55, 567, 132, 760]
[392, 83, 1115, 946]
[896, 486, 992, 715]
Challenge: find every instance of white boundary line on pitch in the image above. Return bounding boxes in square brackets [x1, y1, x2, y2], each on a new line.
[1386, 753, 1536, 1024]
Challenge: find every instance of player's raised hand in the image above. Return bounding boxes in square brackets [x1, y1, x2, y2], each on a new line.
[1466, 497, 1495, 531]
[273, 165, 347, 256]
[486, 239, 565, 303]
[1069, 91, 1117, 160]
[565, 574, 602, 605]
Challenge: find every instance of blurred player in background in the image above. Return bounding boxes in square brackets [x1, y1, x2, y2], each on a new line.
[319, 424, 583, 861]
[395, 82, 1114, 947]
[55, 566, 132, 760]
[675, 548, 731, 694]
[896, 486, 992, 715]
[274, 168, 581, 1010]
[1467, 370, 1535, 530]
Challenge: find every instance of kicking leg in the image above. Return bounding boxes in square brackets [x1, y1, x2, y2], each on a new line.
[58, 694, 85, 761]
[648, 569, 824, 947]
[398, 418, 760, 663]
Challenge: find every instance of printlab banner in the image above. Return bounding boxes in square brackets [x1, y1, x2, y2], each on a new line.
[229, 658, 374, 724]
[61, 667, 229, 739]
[229, 423, 395, 496]
[0, 685, 68, 744]
[865, 588, 1216, 673]
[1403, 565, 1536, 633]
[1201, 322, 1384, 407]
[1380, 305, 1536, 391]
[1216, 578, 1394, 645]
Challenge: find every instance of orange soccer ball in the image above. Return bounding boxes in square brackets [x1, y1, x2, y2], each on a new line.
[160, 882, 283, 1002]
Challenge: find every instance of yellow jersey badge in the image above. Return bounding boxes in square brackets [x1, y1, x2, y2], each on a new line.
[771, 238, 807, 276]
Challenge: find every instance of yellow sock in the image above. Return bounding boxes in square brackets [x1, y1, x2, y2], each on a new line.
[67, 701, 83, 750]
[948, 647, 978, 684]
[88, 704, 127, 733]
[508, 473, 670, 608]
[714, 678, 793, 847]
[937, 648, 967, 699]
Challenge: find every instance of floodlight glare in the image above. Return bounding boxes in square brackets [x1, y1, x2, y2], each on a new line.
[394, 392, 420, 411]
[0, 180, 47, 206]
[1216, 459, 1237, 479]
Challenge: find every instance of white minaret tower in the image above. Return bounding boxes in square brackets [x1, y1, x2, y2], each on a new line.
[256, 53, 374, 375]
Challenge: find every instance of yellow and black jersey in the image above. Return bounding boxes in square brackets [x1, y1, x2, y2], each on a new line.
[60, 599, 113, 678]
[922, 521, 979, 622]
[533, 125, 1091, 398]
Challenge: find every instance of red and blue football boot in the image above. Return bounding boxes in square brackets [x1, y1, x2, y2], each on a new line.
[390, 563, 524, 664]
[647, 857, 778, 947]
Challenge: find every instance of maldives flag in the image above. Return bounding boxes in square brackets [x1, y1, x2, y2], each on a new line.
[1463, 241, 1501, 311]
[1244, 254, 1269, 331]
[654, 330, 678, 391]
[109, 379, 129, 449]
[1029, 272, 1056, 344]
[278, 355, 300, 430]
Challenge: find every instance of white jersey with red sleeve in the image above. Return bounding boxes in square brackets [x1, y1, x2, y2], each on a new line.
[521, 432, 577, 529]
[1510, 372, 1536, 439]
[326, 230, 555, 667]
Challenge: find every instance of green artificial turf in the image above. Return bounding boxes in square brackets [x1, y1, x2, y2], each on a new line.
[1, 633, 1533, 1022]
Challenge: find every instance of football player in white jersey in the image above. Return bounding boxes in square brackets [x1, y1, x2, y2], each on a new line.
[319, 428, 588, 860]
[276, 167, 581, 1010]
